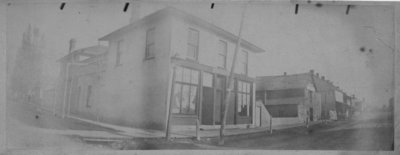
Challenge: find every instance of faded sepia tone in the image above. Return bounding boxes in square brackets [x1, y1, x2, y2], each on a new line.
[2, 0, 399, 154]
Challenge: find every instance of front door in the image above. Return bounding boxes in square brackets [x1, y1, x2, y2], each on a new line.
[214, 75, 226, 125]
[309, 107, 314, 121]
[201, 72, 214, 125]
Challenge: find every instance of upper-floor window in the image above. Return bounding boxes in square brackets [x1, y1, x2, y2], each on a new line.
[187, 28, 199, 60]
[145, 28, 155, 59]
[217, 40, 227, 68]
[115, 40, 124, 67]
[237, 50, 248, 75]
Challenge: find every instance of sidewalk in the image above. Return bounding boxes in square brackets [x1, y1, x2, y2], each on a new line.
[67, 115, 165, 138]
[12, 100, 325, 142]
[65, 115, 323, 140]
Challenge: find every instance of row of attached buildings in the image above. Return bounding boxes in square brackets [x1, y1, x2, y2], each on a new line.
[54, 7, 361, 131]
[256, 70, 358, 127]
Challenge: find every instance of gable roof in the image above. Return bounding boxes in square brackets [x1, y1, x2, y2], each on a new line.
[256, 73, 314, 91]
[99, 7, 265, 53]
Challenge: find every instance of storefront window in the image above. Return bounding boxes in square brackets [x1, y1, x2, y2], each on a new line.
[237, 80, 251, 116]
[172, 66, 199, 115]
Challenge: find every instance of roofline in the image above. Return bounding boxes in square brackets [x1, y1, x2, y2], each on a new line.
[256, 72, 311, 79]
[57, 45, 108, 63]
[99, 7, 265, 53]
[256, 87, 308, 91]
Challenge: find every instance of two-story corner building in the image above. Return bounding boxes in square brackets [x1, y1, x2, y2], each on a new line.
[255, 70, 321, 126]
[96, 7, 265, 130]
[57, 44, 108, 120]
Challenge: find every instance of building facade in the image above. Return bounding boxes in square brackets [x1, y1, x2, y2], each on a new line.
[313, 74, 338, 120]
[334, 89, 352, 120]
[256, 70, 321, 126]
[59, 7, 265, 130]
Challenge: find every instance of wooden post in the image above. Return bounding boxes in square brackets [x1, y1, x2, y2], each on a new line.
[66, 78, 74, 117]
[218, 4, 247, 145]
[269, 116, 272, 134]
[306, 110, 309, 128]
[61, 63, 71, 119]
[196, 71, 203, 141]
[393, 5, 398, 127]
[196, 119, 200, 141]
[166, 66, 176, 140]
[53, 88, 57, 116]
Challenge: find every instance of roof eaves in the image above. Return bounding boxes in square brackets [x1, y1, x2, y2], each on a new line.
[99, 7, 265, 53]
[56, 45, 108, 63]
[176, 8, 265, 53]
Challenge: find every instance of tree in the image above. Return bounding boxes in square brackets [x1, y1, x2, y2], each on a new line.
[389, 97, 394, 112]
[9, 25, 44, 103]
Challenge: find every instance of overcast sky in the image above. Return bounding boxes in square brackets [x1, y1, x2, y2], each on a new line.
[7, 1, 395, 107]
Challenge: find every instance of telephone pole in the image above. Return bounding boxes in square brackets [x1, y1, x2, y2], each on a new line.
[218, 3, 248, 145]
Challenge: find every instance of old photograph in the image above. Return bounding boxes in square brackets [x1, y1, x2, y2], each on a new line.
[4, 0, 399, 154]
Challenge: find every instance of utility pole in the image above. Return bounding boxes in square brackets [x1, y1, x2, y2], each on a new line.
[218, 4, 248, 145]
[166, 66, 176, 140]
[393, 4, 398, 124]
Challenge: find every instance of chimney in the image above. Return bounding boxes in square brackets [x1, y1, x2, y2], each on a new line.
[310, 69, 314, 75]
[129, 0, 142, 23]
[321, 76, 325, 80]
[69, 38, 76, 53]
[284, 72, 287, 76]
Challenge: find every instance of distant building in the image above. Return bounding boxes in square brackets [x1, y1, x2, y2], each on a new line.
[256, 69, 351, 125]
[334, 89, 351, 120]
[256, 70, 320, 126]
[312, 74, 338, 120]
[352, 97, 364, 113]
[56, 44, 108, 120]
[59, 7, 265, 130]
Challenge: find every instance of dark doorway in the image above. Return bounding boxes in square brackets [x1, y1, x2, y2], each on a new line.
[214, 75, 226, 125]
[309, 107, 314, 121]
